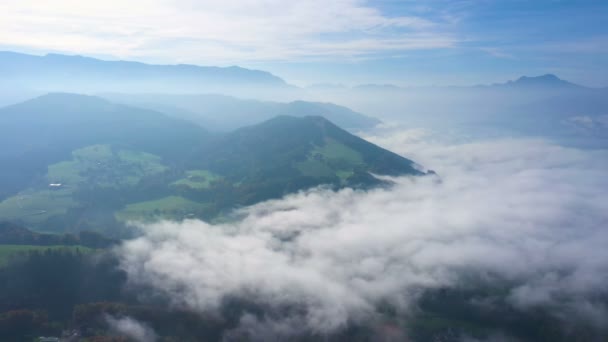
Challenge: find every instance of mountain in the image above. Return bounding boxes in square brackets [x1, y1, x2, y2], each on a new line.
[0, 93, 208, 159]
[202, 115, 419, 178]
[101, 93, 381, 131]
[496, 74, 585, 89]
[0, 94, 423, 234]
[0, 93, 208, 201]
[191, 116, 422, 205]
[306, 83, 349, 90]
[0, 51, 292, 97]
[285, 101, 380, 130]
[305, 74, 608, 147]
[354, 83, 402, 91]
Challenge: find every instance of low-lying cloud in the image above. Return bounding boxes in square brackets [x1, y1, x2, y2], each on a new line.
[116, 129, 608, 338]
[106, 315, 157, 342]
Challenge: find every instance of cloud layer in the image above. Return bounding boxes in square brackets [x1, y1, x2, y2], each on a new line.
[106, 315, 157, 342]
[116, 130, 608, 338]
[0, 0, 454, 63]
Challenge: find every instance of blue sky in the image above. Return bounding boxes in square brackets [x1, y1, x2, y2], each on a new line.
[0, 0, 606, 86]
[249, 0, 608, 86]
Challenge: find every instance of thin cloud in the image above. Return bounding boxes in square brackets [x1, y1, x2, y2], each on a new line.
[0, 0, 456, 63]
[106, 315, 157, 342]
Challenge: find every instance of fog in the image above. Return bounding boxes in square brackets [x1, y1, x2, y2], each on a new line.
[304, 86, 608, 149]
[105, 315, 158, 342]
[2, 52, 607, 151]
[2, 51, 607, 339]
[116, 127, 608, 339]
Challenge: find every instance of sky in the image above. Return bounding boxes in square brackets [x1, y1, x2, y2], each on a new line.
[1, 0, 607, 86]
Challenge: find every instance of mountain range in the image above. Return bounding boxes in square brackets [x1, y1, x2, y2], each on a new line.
[2, 51, 599, 97]
[101, 93, 380, 131]
[304, 74, 608, 148]
[0, 93, 423, 234]
[0, 51, 382, 131]
[0, 51, 292, 97]
[306, 74, 592, 91]
[492, 74, 584, 89]
[0, 51, 604, 342]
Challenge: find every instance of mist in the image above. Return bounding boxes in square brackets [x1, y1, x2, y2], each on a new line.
[115, 128, 608, 339]
[105, 315, 157, 342]
[304, 85, 608, 149]
[1, 1, 607, 340]
[2, 52, 607, 153]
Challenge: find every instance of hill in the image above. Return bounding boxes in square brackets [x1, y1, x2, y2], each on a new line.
[101, 93, 381, 131]
[0, 92, 207, 156]
[201, 115, 419, 178]
[112, 115, 423, 226]
[0, 93, 208, 201]
[0, 95, 423, 234]
[189, 116, 421, 204]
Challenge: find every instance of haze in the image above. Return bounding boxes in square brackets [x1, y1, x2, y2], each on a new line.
[0, 1, 606, 341]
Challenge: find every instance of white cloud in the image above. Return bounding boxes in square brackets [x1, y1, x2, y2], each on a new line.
[0, 0, 455, 63]
[106, 315, 157, 342]
[116, 129, 608, 337]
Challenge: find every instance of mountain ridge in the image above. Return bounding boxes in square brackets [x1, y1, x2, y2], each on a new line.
[0, 51, 294, 97]
[101, 92, 381, 131]
[0, 51, 287, 85]
[498, 74, 584, 89]
[309, 75, 594, 90]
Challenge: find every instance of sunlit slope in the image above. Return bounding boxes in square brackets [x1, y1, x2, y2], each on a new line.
[199, 115, 420, 182]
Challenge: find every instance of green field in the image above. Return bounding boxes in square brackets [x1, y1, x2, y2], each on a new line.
[314, 139, 364, 164]
[335, 170, 355, 180]
[171, 169, 222, 189]
[296, 159, 336, 178]
[115, 196, 210, 222]
[0, 144, 169, 227]
[0, 189, 76, 224]
[0, 244, 94, 266]
[48, 144, 168, 188]
[296, 139, 364, 179]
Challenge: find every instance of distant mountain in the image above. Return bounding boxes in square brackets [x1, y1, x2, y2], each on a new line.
[285, 101, 381, 130]
[306, 83, 349, 90]
[495, 74, 585, 89]
[353, 84, 402, 91]
[0, 94, 422, 234]
[304, 74, 608, 147]
[0, 51, 292, 96]
[101, 93, 381, 131]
